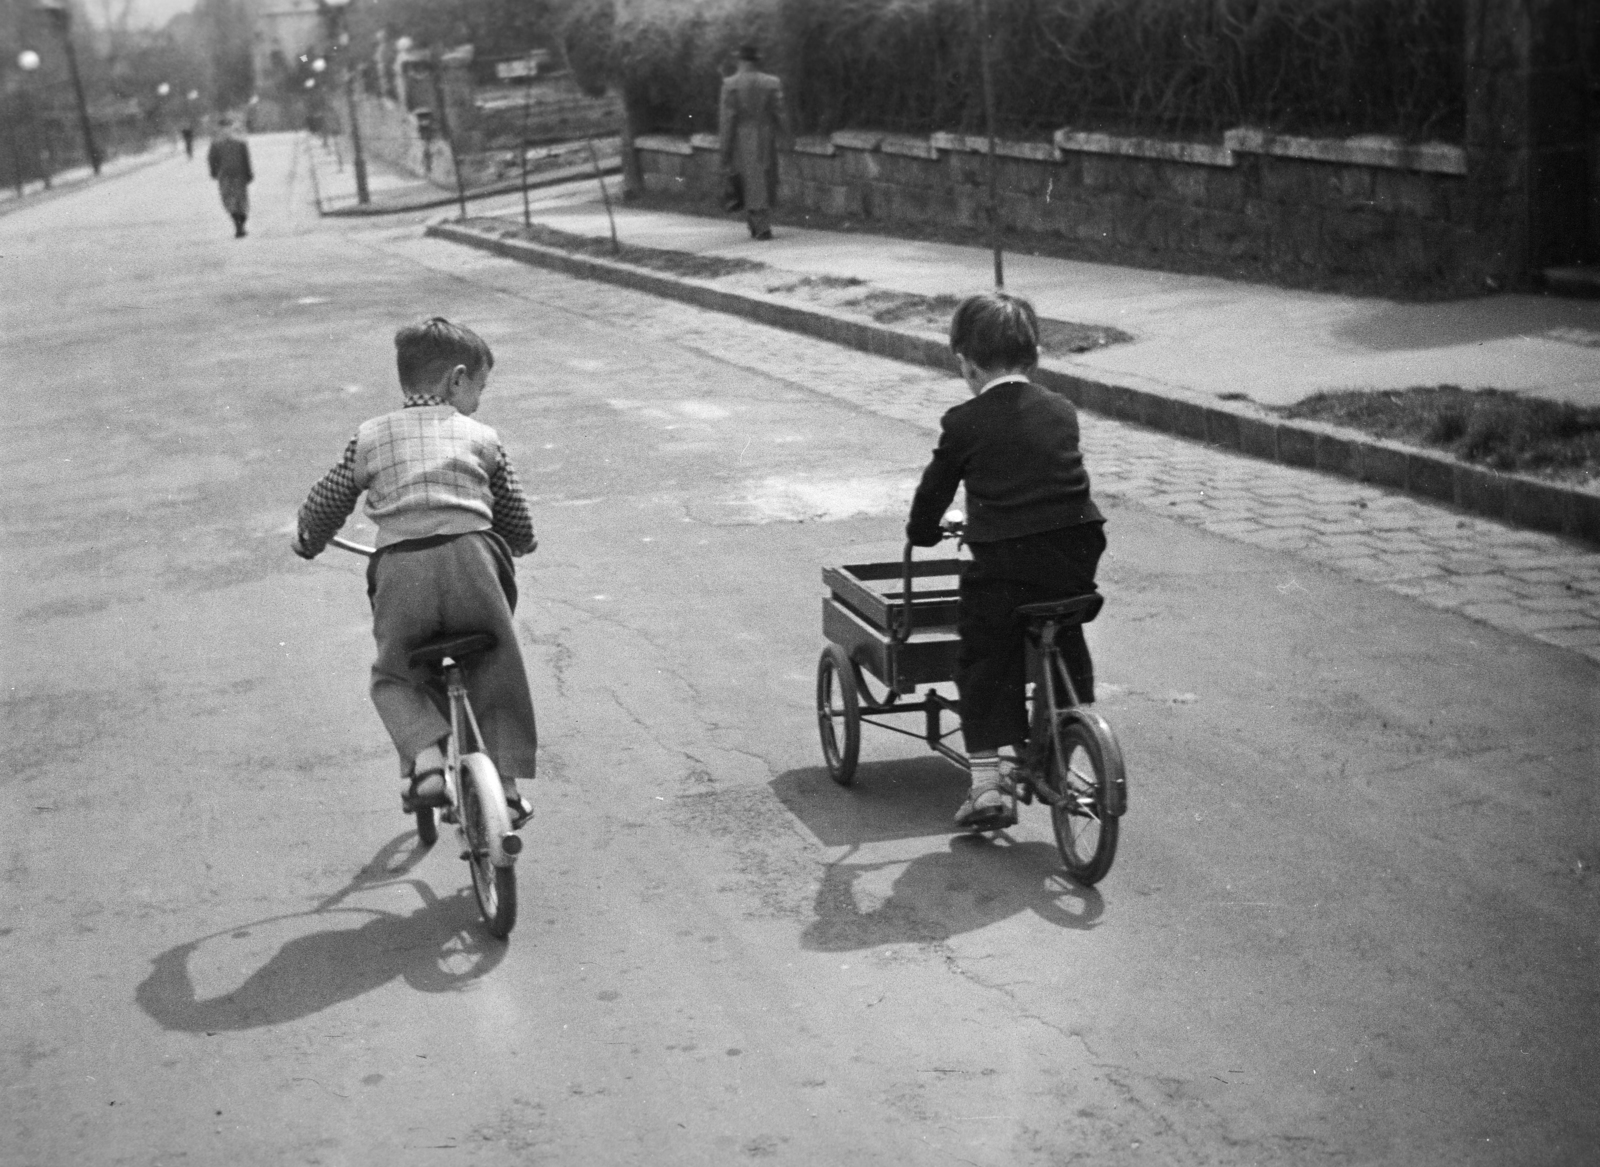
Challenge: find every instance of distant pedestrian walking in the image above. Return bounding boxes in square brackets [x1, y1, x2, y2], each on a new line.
[207, 119, 253, 238]
[718, 44, 790, 241]
[180, 123, 195, 159]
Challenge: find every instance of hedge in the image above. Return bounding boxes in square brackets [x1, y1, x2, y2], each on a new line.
[601, 0, 1464, 144]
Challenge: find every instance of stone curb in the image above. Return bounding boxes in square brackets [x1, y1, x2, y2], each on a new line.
[427, 220, 1600, 548]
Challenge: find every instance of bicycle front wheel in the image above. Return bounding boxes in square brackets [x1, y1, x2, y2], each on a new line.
[1043, 713, 1124, 886]
[459, 753, 517, 939]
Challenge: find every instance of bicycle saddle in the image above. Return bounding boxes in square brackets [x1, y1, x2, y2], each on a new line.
[1016, 593, 1103, 625]
[407, 632, 498, 669]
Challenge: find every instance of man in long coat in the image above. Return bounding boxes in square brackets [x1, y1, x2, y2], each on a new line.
[719, 44, 790, 240]
[207, 119, 254, 238]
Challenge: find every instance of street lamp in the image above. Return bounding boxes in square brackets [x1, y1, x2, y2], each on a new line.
[14, 49, 48, 192]
[319, 0, 369, 206]
[154, 80, 170, 144]
[35, 0, 100, 175]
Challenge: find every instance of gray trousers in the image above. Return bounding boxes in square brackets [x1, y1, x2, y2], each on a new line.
[369, 532, 538, 782]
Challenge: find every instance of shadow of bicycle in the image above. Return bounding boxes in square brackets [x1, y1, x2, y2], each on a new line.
[135, 832, 507, 1033]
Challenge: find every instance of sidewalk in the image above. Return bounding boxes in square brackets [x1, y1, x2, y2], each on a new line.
[431, 182, 1600, 411]
[0, 143, 175, 217]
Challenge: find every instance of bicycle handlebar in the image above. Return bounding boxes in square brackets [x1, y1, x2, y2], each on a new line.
[330, 535, 376, 558]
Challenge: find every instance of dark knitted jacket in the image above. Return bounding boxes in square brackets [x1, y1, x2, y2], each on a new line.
[906, 379, 1102, 546]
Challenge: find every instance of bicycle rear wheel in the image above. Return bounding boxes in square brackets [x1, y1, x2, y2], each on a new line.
[1043, 713, 1124, 886]
[459, 753, 517, 938]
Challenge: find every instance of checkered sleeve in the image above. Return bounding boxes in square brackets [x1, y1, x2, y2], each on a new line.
[489, 444, 537, 556]
[295, 436, 363, 558]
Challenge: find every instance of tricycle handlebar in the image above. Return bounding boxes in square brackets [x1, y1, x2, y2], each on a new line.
[893, 513, 964, 644]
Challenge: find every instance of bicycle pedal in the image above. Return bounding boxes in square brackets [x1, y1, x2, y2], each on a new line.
[998, 778, 1035, 806]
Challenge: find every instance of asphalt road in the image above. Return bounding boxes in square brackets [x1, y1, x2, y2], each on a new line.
[2, 135, 1595, 1166]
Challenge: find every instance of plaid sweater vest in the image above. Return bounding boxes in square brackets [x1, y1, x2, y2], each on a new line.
[356, 407, 501, 548]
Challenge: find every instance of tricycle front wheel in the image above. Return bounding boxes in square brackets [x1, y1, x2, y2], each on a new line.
[816, 644, 861, 786]
[1043, 715, 1123, 886]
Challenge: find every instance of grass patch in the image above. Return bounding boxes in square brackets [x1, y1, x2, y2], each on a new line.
[844, 289, 964, 325]
[464, 218, 768, 280]
[840, 290, 1132, 354]
[766, 275, 866, 293]
[1282, 386, 1600, 485]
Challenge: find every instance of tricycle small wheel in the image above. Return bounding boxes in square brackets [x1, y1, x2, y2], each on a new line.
[816, 644, 861, 786]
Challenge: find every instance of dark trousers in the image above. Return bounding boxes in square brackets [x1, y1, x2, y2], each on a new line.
[957, 522, 1106, 753]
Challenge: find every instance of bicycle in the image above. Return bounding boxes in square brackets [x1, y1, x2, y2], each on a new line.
[816, 518, 1127, 885]
[329, 535, 523, 938]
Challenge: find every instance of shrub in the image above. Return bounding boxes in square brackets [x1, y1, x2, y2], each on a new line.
[614, 0, 1464, 142]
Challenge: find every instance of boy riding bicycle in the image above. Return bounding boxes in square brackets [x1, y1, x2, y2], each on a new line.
[292, 317, 538, 828]
[906, 292, 1107, 831]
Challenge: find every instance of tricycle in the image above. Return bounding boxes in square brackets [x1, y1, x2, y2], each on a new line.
[816, 528, 1128, 885]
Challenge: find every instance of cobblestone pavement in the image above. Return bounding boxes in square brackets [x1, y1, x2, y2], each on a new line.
[392, 229, 1600, 667]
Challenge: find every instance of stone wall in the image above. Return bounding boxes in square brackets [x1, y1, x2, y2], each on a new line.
[634, 126, 1477, 292]
[351, 90, 462, 187]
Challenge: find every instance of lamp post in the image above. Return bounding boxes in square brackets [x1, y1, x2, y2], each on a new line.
[319, 0, 369, 206]
[155, 80, 170, 146]
[35, 0, 100, 175]
[13, 50, 48, 191]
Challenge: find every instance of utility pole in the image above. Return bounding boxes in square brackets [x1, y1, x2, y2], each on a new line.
[429, 51, 469, 220]
[977, 0, 1003, 288]
[36, 0, 100, 175]
[320, 0, 369, 206]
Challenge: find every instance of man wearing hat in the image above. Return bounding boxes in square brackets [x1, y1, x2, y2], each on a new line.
[719, 44, 791, 240]
[207, 118, 254, 239]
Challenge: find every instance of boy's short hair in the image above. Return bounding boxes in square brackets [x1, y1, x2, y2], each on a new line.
[394, 317, 494, 391]
[948, 291, 1040, 370]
